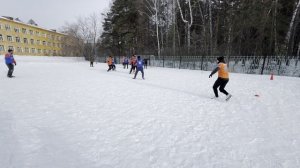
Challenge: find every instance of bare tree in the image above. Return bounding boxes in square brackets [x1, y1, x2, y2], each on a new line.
[176, 0, 193, 54]
[145, 0, 161, 57]
[88, 13, 102, 61]
[285, 0, 300, 55]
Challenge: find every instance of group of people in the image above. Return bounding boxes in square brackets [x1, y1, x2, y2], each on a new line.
[107, 54, 145, 80]
[3, 49, 231, 100]
[121, 55, 148, 70]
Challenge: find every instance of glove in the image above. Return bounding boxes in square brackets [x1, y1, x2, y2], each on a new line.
[209, 74, 212, 78]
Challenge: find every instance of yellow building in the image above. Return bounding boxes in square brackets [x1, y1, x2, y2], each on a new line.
[0, 16, 65, 56]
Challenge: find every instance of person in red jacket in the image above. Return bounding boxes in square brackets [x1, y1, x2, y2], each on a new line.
[4, 49, 17, 78]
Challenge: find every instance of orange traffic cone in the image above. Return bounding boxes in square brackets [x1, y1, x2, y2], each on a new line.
[270, 73, 274, 80]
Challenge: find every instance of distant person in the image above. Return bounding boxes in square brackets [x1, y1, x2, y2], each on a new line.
[90, 57, 94, 67]
[123, 56, 129, 69]
[143, 59, 148, 69]
[107, 56, 113, 72]
[112, 57, 116, 71]
[209, 56, 232, 101]
[129, 55, 137, 74]
[4, 49, 17, 78]
[133, 56, 145, 80]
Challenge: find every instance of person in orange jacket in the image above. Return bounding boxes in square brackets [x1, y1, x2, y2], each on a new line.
[107, 56, 113, 72]
[209, 56, 232, 101]
[129, 55, 137, 74]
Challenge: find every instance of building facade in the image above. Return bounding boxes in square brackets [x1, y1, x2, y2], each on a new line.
[0, 16, 65, 56]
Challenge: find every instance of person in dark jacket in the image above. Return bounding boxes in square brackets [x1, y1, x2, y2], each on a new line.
[209, 56, 232, 101]
[123, 56, 129, 69]
[111, 57, 116, 71]
[143, 59, 148, 69]
[4, 49, 17, 78]
[133, 56, 145, 80]
[90, 56, 94, 67]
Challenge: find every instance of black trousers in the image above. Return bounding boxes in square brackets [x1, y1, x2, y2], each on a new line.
[123, 63, 128, 69]
[134, 68, 144, 79]
[213, 78, 229, 97]
[107, 65, 113, 71]
[90, 62, 94, 67]
[129, 65, 136, 74]
[6, 64, 14, 77]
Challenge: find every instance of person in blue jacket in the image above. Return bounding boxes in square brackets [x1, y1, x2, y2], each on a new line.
[4, 49, 17, 78]
[133, 56, 145, 80]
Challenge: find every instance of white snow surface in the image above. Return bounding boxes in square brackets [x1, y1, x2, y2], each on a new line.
[1, 56, 300, 168]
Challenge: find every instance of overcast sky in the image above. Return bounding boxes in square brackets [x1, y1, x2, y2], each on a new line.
[0, 0, 112, 30]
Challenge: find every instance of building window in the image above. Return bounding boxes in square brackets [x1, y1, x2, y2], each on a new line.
[0, 24, 2, 29]
[38, 49, 41, 54]
[0, 34, 3, 41]
[30, 39, 34, 45]
[36, 31, 40, 36]
[43, 49, 47, 54]
[24, 38, 28, 44]
[7, 36, 13, 42]
[5, 25, 11, 31]
[25, 47, 29, 53]
[16, 37, 21, 43]
[43, 41, 46, 46]
[29, 30, 33, 35]
[0, 45, 4, 51]
[22, 28, 27, 34]
[37, 40, 40, 45]
[8, 46, 14, 50]
[48, 42, 52, 46]
[14, 28, 20, 33]
[17, 47, 22, 53]
[31, 48, 36, 53]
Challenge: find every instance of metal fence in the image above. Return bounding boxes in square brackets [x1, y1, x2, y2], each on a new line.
[151, 55, 300, 77]
[97, 55, 300, 77]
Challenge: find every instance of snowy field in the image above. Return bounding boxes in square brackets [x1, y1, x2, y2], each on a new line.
[1, 56, 300, 168]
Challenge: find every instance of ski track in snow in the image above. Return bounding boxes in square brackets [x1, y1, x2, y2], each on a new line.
[0, 56, 300, 168]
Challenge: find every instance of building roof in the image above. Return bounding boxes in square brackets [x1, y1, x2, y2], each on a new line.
[0, 16, 66, 36]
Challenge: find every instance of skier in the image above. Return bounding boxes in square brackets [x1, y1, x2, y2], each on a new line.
[133, 56, 145, 80]
[129, 55, 137, 74]
[4, 49, 17, 78]
[209, 56, 232, 101]
[107, 56, 113, 72]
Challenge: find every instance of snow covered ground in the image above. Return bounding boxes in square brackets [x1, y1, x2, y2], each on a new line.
[1, 56, 300, 168]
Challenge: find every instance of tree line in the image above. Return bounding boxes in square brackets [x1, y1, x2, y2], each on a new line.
[62, 0, 300, 59]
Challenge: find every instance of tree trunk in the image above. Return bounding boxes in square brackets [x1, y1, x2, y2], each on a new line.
[173, 0, 176, 56]
[208, 0, 213, 56]
[155, 0, 161, 57]
[176, 0, 193, 55]
[285, 0, 300, 55]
